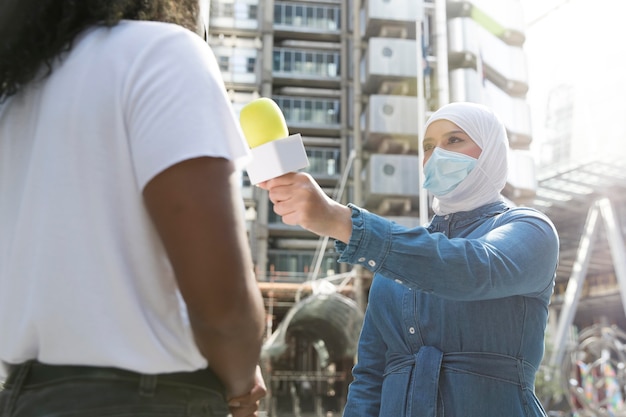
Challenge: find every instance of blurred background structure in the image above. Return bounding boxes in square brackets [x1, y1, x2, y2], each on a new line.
[204, 0, 626, 415]
[522, 1, 626, 415]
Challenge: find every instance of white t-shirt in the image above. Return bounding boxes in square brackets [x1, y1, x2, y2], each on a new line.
[0, 20, 250, 377]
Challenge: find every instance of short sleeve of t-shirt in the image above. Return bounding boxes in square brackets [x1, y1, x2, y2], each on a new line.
[122, 25, 250, 190]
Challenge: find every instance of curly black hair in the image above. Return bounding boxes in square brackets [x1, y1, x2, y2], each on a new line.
[0, 0, 199, 101]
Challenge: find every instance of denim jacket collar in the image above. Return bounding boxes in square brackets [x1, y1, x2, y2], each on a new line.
[428, 200, 509, 232]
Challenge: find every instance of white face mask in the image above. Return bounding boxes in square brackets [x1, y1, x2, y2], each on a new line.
[423, 147, 478, 196]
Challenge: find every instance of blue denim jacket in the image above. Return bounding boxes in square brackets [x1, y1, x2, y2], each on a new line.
[336, 201, 559, 417]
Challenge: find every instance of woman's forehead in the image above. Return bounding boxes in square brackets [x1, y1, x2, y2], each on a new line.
[426, 119, 461, 129]
[424, 120, 471, 140]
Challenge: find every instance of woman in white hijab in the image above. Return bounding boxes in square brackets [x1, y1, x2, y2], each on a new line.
[260, 102, 559, 417]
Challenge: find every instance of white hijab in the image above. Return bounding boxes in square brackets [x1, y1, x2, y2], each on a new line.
[423, 102, 509, 215]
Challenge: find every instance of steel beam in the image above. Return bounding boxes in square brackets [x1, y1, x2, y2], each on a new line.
[549, 201, 600, 367]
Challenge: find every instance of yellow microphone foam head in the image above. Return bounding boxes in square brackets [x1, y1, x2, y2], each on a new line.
[239, 98, 289, 148]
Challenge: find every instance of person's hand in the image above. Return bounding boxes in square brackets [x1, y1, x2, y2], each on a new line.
[258, 172, 352, 242]
[227, 366, 267, 417]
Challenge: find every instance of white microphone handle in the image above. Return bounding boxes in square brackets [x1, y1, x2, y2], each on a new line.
[245, 134, 309, 184]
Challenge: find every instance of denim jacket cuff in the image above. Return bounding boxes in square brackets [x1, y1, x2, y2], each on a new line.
[335, 203, 365, 261]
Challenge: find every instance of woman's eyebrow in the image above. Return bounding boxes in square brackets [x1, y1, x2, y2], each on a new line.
[445, 130, 467, 136]
[424, 130, 467, 142]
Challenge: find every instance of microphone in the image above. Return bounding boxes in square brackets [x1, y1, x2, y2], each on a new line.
[240, 98, 309, 184]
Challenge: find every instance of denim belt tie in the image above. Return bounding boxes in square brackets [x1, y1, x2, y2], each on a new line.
[384, 346, 537, 416]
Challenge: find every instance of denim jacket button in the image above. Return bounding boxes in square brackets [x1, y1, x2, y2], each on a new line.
[368, 260, 376, 267]
[394, 279, 403, 285]
[358, 257, 366, 262]
[409, 327, 416, 334]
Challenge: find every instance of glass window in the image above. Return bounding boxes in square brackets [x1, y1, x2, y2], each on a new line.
[313, 100, 325, 123]
[273, 4, 282, 23]
[248, 4, 258, 19]
[315, 53, 325, 75]
[247, 57, 256, 73]
[304, 52, 314, 74]
[272, 51, 281, 72]
[283, 51, 292, 72]
[284, 5, 293, 25]
[316, 7, 324, 28]
[278, 97, 292, 121]
[306, 7, 314, 26]
[290, 99, 302, 122]
[323, 256, 337, 275]
[294, 51, 303, 72]
[218, 55, 229, 72]
[328, 8, 339, 30]
[327, 158, 337, 176]
[222, 3, 234, 18]
[304, 100, 313, 121]
[306, 148, 340, 176]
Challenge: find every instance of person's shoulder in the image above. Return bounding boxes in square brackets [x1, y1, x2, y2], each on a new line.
[506, 205, 549, 218]
[115, 19, 191, 36]
[99, 20, 213, 72]
[109, 20, 201, 46]
[74, 20, 201, 56]
[501, 205, 556, 227]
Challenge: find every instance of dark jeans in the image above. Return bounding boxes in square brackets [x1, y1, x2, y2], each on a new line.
[0, 361, 230, 417]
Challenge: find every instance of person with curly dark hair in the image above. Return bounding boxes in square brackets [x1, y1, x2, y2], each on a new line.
[0, 1, 266, 416]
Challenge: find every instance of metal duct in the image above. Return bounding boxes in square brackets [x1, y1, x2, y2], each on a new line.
[262, 292, 364, 365]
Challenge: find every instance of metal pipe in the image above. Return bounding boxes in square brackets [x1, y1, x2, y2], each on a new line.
[352, 0, 365, 312]
[253, 0, 275, 283]
[434, 0, 449, 106]
[416, 2, 428, 225]
[598, 197, 626, 319]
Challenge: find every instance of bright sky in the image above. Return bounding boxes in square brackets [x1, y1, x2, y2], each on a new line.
[521, 0, 626, 163]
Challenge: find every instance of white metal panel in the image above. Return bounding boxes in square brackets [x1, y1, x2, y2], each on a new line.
[366, 0, 423, 22]
[363, 154, 420, 207]
[482, 81, 531, 145]
[367, 95, 418, 137]
[366, 38, 418, 78]
[449, 68, 531, 146]
[448, 17, 528, 88]
[447, 0, 525, 44]
[449, 67, 482, 102]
